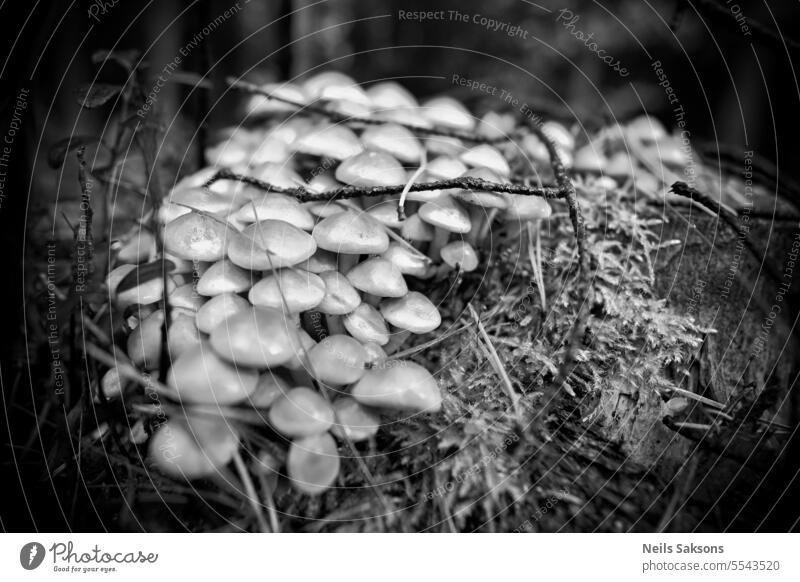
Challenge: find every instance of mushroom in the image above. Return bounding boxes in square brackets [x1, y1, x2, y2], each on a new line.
[195, 292, 250, 334]
[450, 167, 509, 246]
[316, 270, 362, 315]
[625, 114, 667, 143]
[374, 106, 433, 129]
[307, 334, 367, 385]
[115, 228, 156, 264]
[228, 219, 317, 271]
[334, 151, 406, 188]
[379, 291, 441, 334]
[425, 156, 468, 180]
[196, 259, 252, 296]
[440, 240, 479, 272]
[248, 134, 291, 166]
[163, 211, 234, 262]
[269, 387, 334, 437]
[344, 303, 390, 346]
[360, 123, 423, 164]
[366, 81, 419, 110]
[168, 283, 207, 311]
[361, 341, 388, 366]
[149, 413, 240, 480]
[209, 306, 300, 368]
[112, 263, 177, 308]
[330, 397, 380, 442]
[300, 248, 339, 274]
[346, 257, 408, 299]
[127, 309, 201, 369]
[231, 193, 315, 231]
[97, 367, 124, 402]
[478, 111, 516, 140]
[573, 143, 607, 172]
[459, 144, 511, 178]
[291, 122, 362, 160]
[382, 242, 434, 278]
[167, 341, 259, 404]
[248, 268, 325, 313]
[418, 195, 472, 260]
[420, 96, 475, 131]
[287, 432, 340, 495]
[249, 371, 291, 408]
[351, 360, 442, 412]
[312, 210, 389, 273]
[400, 213, 435, 247]
[245, 81, 307, 116]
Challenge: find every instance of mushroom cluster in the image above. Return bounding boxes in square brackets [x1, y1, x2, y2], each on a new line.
[104, 70, 593, 497]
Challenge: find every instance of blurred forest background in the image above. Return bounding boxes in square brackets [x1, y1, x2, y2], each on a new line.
[1, 0, 799, 529]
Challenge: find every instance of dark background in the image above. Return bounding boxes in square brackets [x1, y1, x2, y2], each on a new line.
[1, 0, 799, 530]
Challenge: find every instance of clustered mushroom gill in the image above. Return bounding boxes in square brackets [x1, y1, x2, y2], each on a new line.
[104, 70, 686, 496]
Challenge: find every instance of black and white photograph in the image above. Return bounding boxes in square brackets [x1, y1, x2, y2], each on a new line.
[0, 1, 799, 578]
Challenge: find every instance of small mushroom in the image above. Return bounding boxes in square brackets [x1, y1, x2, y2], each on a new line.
[317, 270, 362, 315]
[366, 81, 419, 110]
[361, 341, 388, 366]
[168, 283, 207, 311]
[300, 248, 339, 274]
[425, 156, 468, 180]
[209, 306, 300, 368]
[335, 151, 406, 188]
[115, 228, 156, 264]
[196, 259, 252, 296]
[374, 106, 433, 129]
[307, 334, 367, 385]
[195, 292, 250, 334]
[459, 144, 511, 178]
[149, 413, 239, 480]
[400, 213, 435, 244]
[382, 242, 433, 278]
[127, 309, 201, 369]
[249, 371, 291, 408]
[330, 397, 380, 442]
[351, 360, 442, 412]
[380, 291, 441, 334]
[346, 257, 408, 298]
[440, 240, 479, 272]
[360, 123, 423, 164]
[287, 432, 340, 495]
[269, 387, 334, 437]
[418, 195, 472, 259]
[291, 123, 362, 160]
[312, 210, 389, 255]
[478, 111, 516, 140]
[421, 96, 475, 131]
[248, 268, 325, 313]
[231, 193, 315, 231]
[97, 367, 124, 402]
[228, 219, 317, 270]
[344, 303, 390, 345]
[167, 341, 259, 404]
[163, 211, 234, 262]
[245, 81, 307, 115]
[573, 143, 607, 172]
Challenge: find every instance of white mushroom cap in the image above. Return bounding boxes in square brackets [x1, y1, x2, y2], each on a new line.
[196, 292, 250, 334]
[307, 334, 367, 385]
[167, 341, 259, 404]
[459, 144, 511, 177]
[361, 123, 423, 164]
[196, 259, 252, 296]
[209, 306, 300, 368]
[245, 82, 307, 115]
[335, 151, 406, 187]
[421, 96, 475, 131]
[330, 397, 380, 442]
[440, 240, 479, 272]
[426, 156, 468, 180]
[232, 194, 314, 231]
[346, 257, 408, 297]
[282, 328, 317, 372]
[361, 341, 388, 365]
[168, 283, 207, 311]
[269, 387, 334, 437]
[625, 114, 667, 143]
[160, 187, 248, 224]
[344, 303, 390, 345]
[380, 291, 441, 334]
[312, 210, 389, 254]
[163, 211, 234, 262]
[419, 196, 472, 233]
[248, 162, 304, 188]
[381, 243, 432, 277]
[287, 432, 340, 495]
[248, 135, 291, 165]
[451, 167, 509, 209]
[249, 371, 290, 408]
[400, 213, 435, 242]
[115, 269, 177, 309]
[205, 138, 251, 168]
[248, 268, 325, 313]
[501, 194, 552, 221]
[478, 111, 516, 140]
[573, 144, 607, 171]
[351, 360, 442, 412]
[606, 151, 634, 176]
[228, 219, 317, 270]
[423, 134, 465, 157]
[300, 248, 339, 273]
[365, 199, 404, 229]
[115, 228, 156, 264]
[149, 414, 239, 479]
[317, 270, 361, 315]
[366, 81, 419, 110]
[542, 121, 575, 152]
[291, 123, 362, 160]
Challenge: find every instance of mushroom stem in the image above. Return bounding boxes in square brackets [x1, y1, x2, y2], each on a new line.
[477, 208, 499, 247]
[364, 293, 381, 307]
[428, 227, 450, 261]
[526, 221, 546, 311]
[466, 206, 485, 248]
[325, 313, 346, 336]
[385, 328, 412, 354]
[338, 253, 359, 274]
[232, 449, 270, 533]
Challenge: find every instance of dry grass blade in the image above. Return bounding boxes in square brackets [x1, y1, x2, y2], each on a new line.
[232, 449, 270, 533]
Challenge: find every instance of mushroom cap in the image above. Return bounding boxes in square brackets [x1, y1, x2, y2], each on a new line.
[330, 397, 380, 442]
[451, 167, 509, 209]
[542, 121, 575, 151]
[292, 123, 362, 160]
[163, 211, 234, 262]
[421, 96, 475, 131]
[169, 283, 207, 311]
[106, 264, 136, 296]
[652, 136, 689, 167]
[478, 111, 517, 140]
[116, 228, 156, 264]
[521, 133, 549, 161]
[98, 368, 123, 401]
[312, 210, 389, 254]
[605, 151, 634, 176]
[248, 162, 304, 188]
[380, 291, 441, 334]
[245, 81, 307, 115]
[149, 414, 240, 479]
[424, 134, 465, 157]
[161, 187, 248, 223]
[248, 268, 325, 313]
[440, 240, 479, 272]
[381, 243, 432, 277]
[304, 172, 341, 195]
[317, 270, 361, 315]
[196, 259, 252, 296]
[228, 219, 317, 270]
[366, 81, 419, 110]
[249, 371, 291, 408]
[300, 248, 339, 273]
[501, 194, 552, 221]
[196, 292, 250, 334]
[232, 194, 315, 231]
[459, 144, 511, 177]
[335, 151, 406, 188]
[205, 138, 250, 168]
[419, 196, 472, 233]
[209, 306, 300, 368]
[361, 341, 388, 365]
[400, 213, 435, 242]
[269, 387, 334, 437]
[167, 341, 259, 404]
[346, 257, 408, 297]
[625, 114, 667, 143]
[360, 123, 423, 164]
[573, 144, 607, 171]
[127, 309, 201, 369]
[287, 432, 340, 495]
[344, 303, 390, 345]
[351, 360, 442, 412]
[365, 199, 404, 229]
[303, 71, 358, 96]
[115, 268, 176, 308]
[402, 174, 447, 203]
[282, 328, 318, 371]
[171, 167, 218, 192]
[426, 156, 468, 180]
[167, 312, 204, 360]
[307, 334, 367, 385]
[304, 71, 370, 108]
